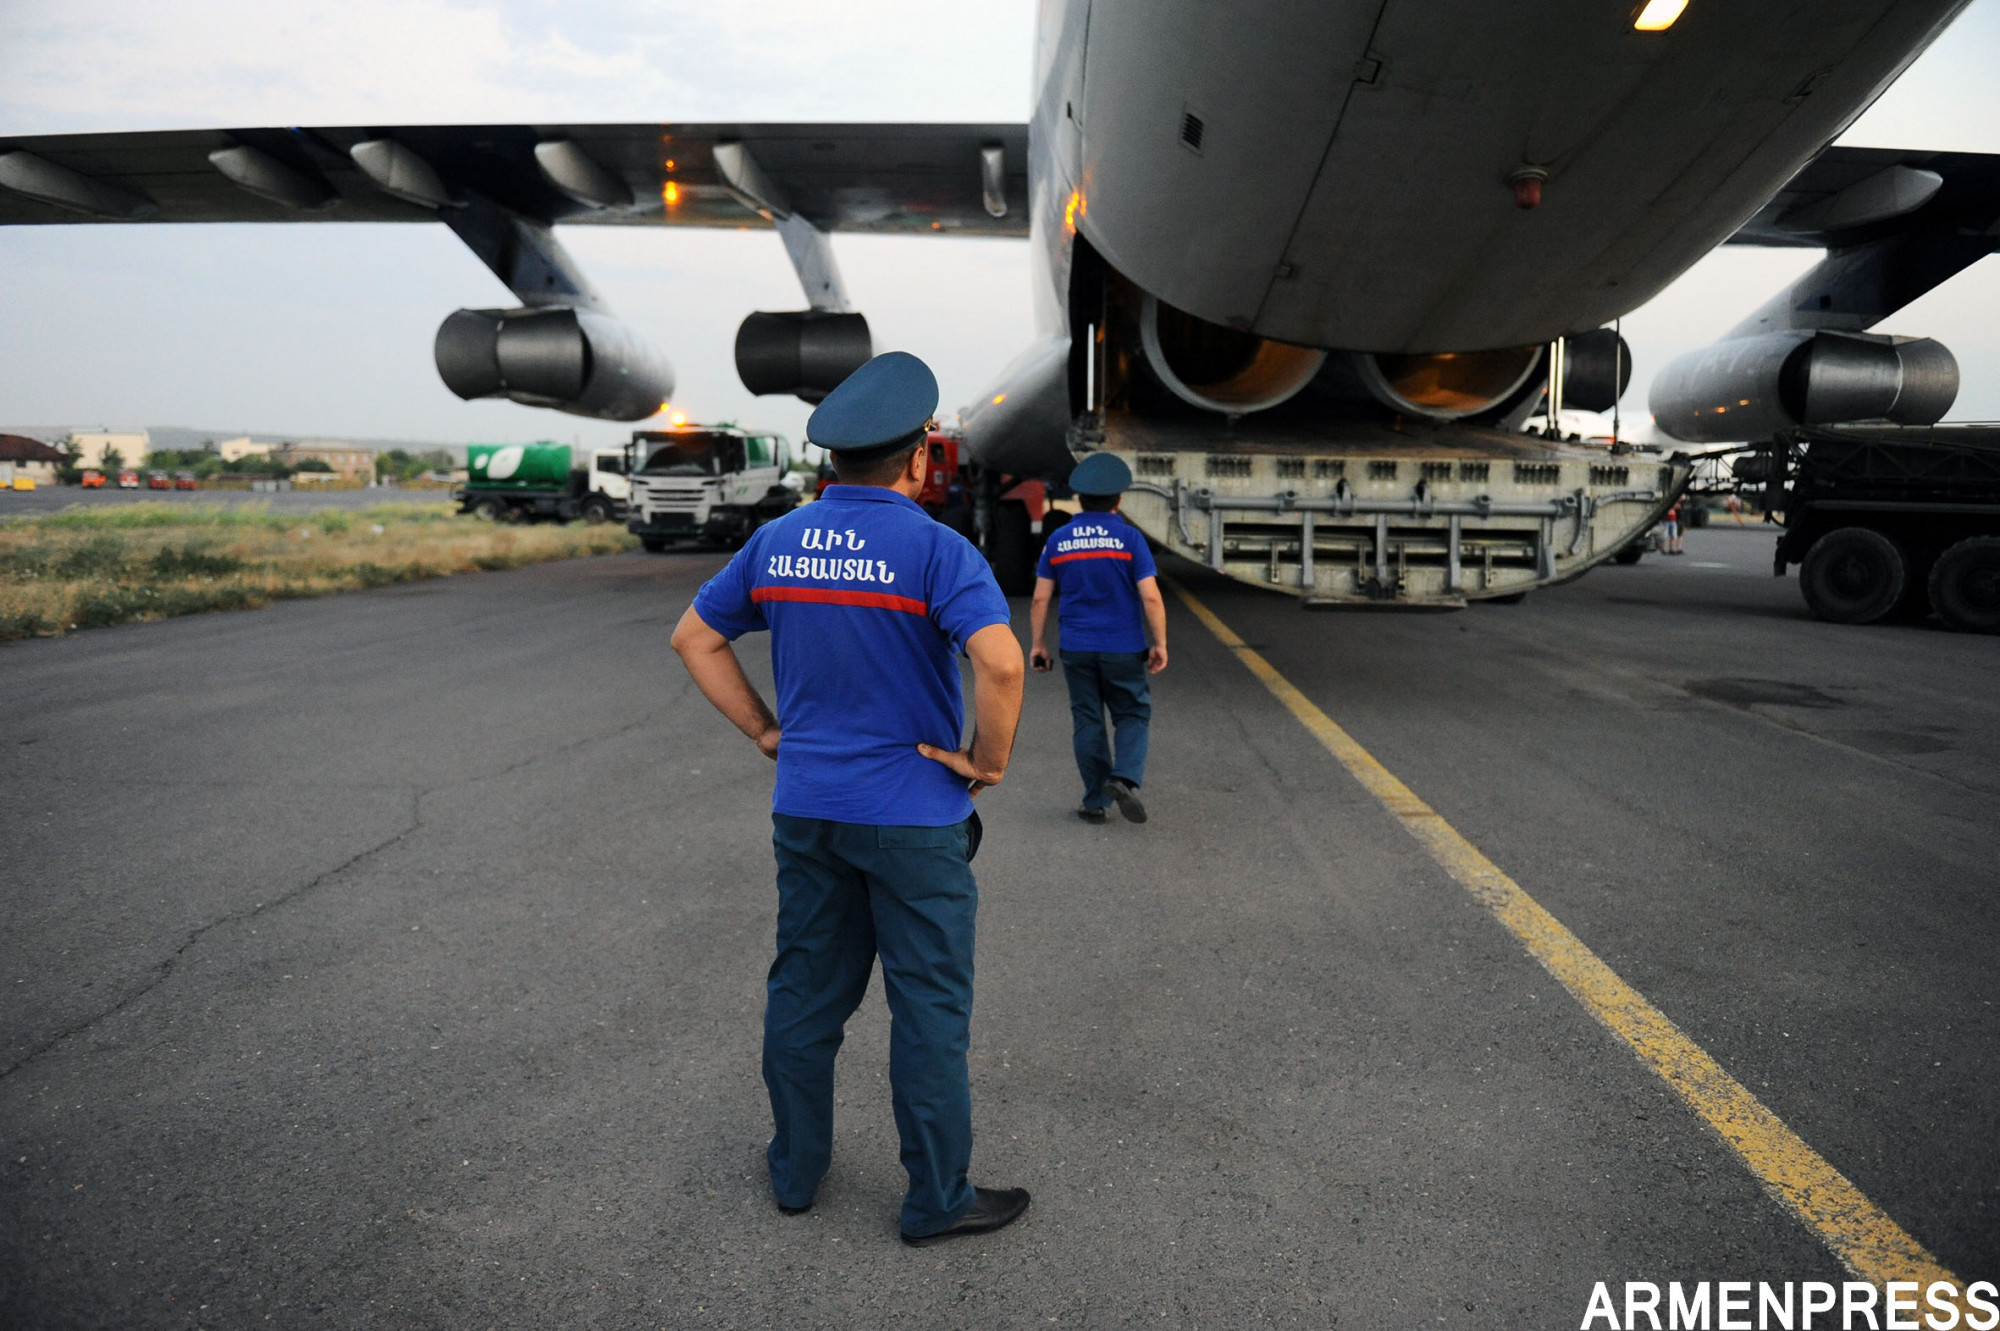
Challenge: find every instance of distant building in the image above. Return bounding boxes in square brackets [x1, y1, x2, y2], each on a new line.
[216, 437, 277, 463]
[68, 430, 150, 472]
[277, 441, 375, 483]
[0, 434, 66, 486]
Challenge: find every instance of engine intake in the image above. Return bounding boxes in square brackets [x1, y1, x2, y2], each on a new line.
[1651, 331, 1957, 443]
[735, 311, 874, 404]
[1138, 293, 1325, 415]
[1355, 345, 1544, 420]
[435, 307, 674, 422]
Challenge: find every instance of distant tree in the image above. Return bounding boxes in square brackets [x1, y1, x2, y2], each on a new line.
[295, 458, 333, 473]
[100, 446, 125, 473]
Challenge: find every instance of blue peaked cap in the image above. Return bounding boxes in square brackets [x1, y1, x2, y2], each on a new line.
[806, 351, 939, 457]
[1068, 452, 1133, 496]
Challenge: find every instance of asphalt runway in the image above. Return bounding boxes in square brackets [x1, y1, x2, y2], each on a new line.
[2, 523, 1994, 1327]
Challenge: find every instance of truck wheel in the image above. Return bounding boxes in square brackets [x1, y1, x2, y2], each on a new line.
[1928, 536, 2000, 633]
[581, 496, 613, 525]
[1800, 526, 1906, 624]
[988, 499, 1036, 596]
[641, 535, 670, 554]
[470, 496, 504, 522]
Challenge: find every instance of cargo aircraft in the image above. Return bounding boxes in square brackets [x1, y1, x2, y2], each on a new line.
[4, 0, 1995, 602]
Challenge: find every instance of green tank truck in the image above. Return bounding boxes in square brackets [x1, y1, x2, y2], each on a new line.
[456, 443, 631, 524]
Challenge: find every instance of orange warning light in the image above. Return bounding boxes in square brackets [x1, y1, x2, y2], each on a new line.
[1063, 190, 1081, 233]
[664, 181, 680, 206]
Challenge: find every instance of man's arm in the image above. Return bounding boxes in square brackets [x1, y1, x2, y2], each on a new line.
[1137, 577, 1169, 674]
[917, 622, 1025, 792]
[1028, 576, 1056, 672]
[670, 604, 781, 759]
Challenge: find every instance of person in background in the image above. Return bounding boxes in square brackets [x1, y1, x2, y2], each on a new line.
[1663, 501, 1684, 555]
[1029, 454, 1168, 825]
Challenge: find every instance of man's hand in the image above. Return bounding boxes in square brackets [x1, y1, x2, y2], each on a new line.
[1030, 645, 1053, 673]
[917, 622, 1024, 795]
[1137, 577, 1169, 676]
[671, 604, 783, 757]
[916, 739, 1004, 793]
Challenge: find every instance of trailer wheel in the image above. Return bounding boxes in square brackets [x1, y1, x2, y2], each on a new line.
[1799, 526, 1906, 624]
[1928, 536, 2000, 633]
[470, 496, 504, 522]
[988, 499, 1036, 596]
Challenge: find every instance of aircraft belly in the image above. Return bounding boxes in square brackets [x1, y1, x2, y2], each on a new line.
[1071, 0, 1968, 352]
[1075, 0, 1376, 331]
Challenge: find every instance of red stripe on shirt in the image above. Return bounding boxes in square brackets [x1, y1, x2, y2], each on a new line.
[752, 585, 929, 615]
[1049, 549, 1133, 565]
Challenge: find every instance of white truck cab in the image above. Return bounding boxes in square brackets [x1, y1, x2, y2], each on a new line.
[625, 426, 796, 551]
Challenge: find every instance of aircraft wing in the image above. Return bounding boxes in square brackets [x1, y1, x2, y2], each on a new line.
[0, 123, 1031, 236]
[1727, 144, 2000, 248]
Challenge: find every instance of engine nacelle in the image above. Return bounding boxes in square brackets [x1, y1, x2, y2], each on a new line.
[1138, 292, 1326, 415]
[734, 311, 873, 404]
[1560, 328, 1633, 414]
[434, 307, 674, 422]
[1651, 331, 1957, 443]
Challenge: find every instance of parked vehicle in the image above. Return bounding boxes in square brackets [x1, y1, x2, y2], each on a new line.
[626, 425, 796, 551]
[454, 443, 629, 524]
[174, 470, 199, 490]
[1743, 425, 2000, 632]
[80, 470, 104, 488]
[117, 470, 140, 489]
[146, 470, 172, 490]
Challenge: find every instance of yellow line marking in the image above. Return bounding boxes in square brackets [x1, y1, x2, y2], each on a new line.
[1168, 577, 1957, 1288]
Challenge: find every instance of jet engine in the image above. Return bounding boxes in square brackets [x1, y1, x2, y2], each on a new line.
[1137, 293, 1326, 414]
[1352, 346, 1546, 420]
[1651, 331, 1957, 444]
[734, 311, 874, 404]
[434, 307, 674, 422]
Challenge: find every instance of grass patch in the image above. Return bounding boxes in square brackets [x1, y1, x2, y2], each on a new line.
[0, 501, 638, 641]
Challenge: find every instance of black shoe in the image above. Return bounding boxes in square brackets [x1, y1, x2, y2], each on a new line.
[1076, 804, 1108, 824]
[901, 1186, 1031, 1247]
[777, 1199, 812, 1215]
[1103, 777, 1148, 824]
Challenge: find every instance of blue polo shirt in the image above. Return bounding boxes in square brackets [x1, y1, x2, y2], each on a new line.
[1037, 512, 1157, 653]
[691, 485, 1013, 827]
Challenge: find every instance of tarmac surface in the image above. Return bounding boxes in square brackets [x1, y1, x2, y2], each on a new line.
[2, 523, 1995, 1327]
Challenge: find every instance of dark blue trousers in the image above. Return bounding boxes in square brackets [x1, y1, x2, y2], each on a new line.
[765, 813, 979, 1236]
[1060, 649, 1152, 809]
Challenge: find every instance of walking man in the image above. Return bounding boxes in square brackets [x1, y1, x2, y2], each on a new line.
[669, 351, 1031, 1245]
[1029, 453, 1168, 824]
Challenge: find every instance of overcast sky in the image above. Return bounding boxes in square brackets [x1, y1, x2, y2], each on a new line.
[2, 0, 1997, 449]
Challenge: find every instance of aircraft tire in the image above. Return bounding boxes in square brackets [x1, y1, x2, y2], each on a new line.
[1800, 526, 1906, 625]
[1928, 536, 2000, 633]
[1613, 543, 1645, 565]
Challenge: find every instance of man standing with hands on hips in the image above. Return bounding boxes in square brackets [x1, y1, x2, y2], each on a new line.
[1030, 453, 1169, 825]
[669, 351, 1031, 1246]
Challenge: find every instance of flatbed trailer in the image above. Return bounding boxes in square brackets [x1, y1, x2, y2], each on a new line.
[1095, 413, 1691, 608]
[1749, 424, 2000, 632]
